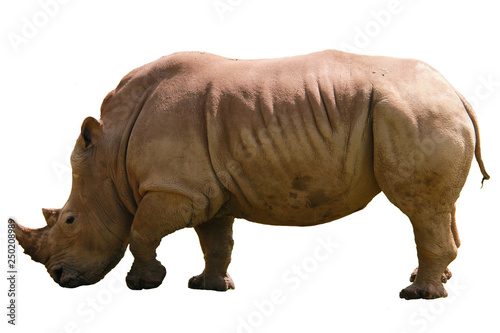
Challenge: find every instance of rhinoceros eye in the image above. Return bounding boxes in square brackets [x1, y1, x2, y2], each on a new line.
[65, 216, 75, 224]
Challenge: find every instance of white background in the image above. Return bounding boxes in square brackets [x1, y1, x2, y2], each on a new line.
[1, 1, 499, 332]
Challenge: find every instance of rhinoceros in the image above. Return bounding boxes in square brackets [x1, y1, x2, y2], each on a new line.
[12, 50, 489, 300]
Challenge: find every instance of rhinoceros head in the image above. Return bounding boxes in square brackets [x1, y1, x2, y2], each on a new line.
[14, 117, 133, 288]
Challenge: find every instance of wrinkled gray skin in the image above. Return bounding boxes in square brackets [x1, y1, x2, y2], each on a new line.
[14, 50, 489, 299]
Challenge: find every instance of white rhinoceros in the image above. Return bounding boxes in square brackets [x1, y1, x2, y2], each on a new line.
[13, 50, 489, 300]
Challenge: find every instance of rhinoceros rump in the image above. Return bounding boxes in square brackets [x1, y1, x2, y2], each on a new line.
[13, 50, 489, 299]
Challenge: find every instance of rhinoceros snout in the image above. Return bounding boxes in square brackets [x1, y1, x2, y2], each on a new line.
[50, 266, 82, 288]
[51, 266, 63, 284]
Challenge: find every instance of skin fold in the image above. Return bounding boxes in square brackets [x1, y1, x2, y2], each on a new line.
[14, 50, 489, 299]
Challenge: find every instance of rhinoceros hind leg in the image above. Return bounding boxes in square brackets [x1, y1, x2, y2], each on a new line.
[398, 211, 458, 300]
[410, 267, 452, 283]
[373, 98, 473, 300]
[188, 272, 235, 291]
[400, 281, 448, 300]
[411, 205, 458, 284]
[188, 216, 235, 291]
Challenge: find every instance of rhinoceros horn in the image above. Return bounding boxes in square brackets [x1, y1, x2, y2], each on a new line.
[13, 208, 60, 264]
[42, 208, 59, 227]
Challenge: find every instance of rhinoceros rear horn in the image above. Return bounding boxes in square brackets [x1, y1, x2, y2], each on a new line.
[42, 208, 60, 227]
[11, 219, 50, 264]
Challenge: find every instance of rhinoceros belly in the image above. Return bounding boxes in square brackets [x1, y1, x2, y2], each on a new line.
[216, 133, 380, 226]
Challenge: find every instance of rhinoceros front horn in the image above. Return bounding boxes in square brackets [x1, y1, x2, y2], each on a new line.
[11, 219, 50, 264]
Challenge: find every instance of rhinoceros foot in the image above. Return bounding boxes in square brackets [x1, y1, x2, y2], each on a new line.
[188, 272, 235, 292]
[126, 259, 166, 290]
[399, 282, 448, 300]
[410, 267, 452, 284]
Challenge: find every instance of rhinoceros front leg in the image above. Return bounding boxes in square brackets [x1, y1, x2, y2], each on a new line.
[126, 192, 192, 290]
[188, 216, 235, 291]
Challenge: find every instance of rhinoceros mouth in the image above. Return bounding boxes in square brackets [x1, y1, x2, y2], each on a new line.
[49, 265, 91, 288]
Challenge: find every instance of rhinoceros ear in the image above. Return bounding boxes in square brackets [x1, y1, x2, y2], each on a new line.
[42, 208, 60, 227]
[81, 117, 103, 150]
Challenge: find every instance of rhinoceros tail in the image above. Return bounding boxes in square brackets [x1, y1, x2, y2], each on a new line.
[456, 91, 490, 187]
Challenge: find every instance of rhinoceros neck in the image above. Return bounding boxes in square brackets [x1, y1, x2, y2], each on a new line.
[100, 63, 167, 215]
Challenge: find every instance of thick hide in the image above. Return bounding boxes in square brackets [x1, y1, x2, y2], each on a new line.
[14, 50, 489, 299]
